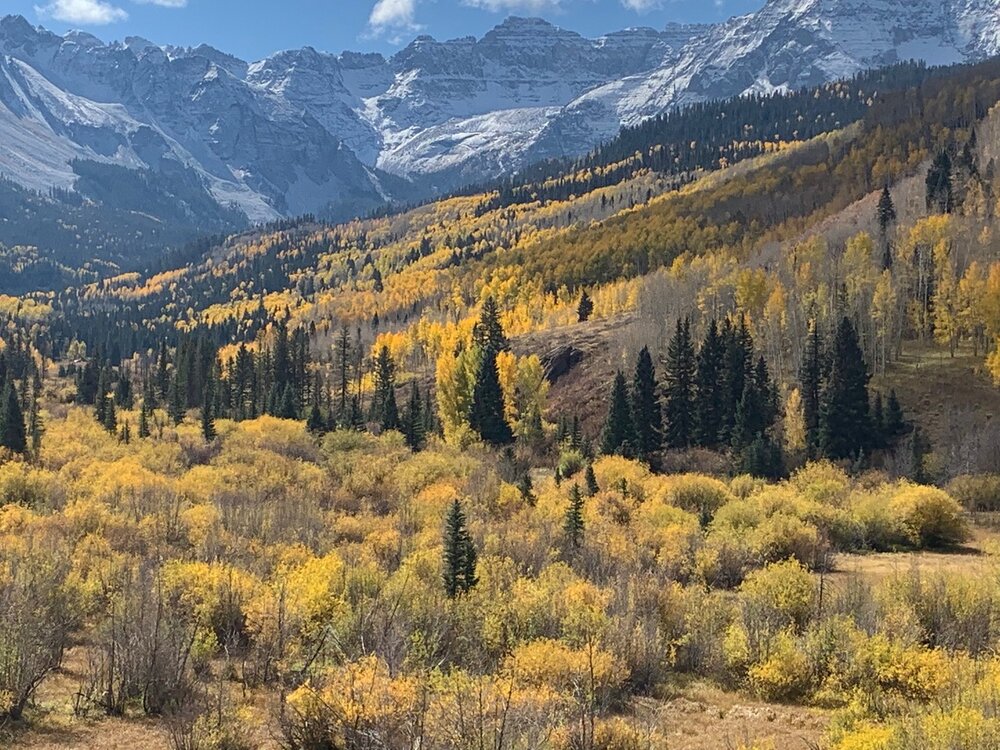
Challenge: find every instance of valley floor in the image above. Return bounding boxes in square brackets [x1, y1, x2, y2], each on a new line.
[13, 528, 1000, 750]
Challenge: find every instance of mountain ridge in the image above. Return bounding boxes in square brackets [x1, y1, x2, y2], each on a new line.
[0, 0, 997, 237]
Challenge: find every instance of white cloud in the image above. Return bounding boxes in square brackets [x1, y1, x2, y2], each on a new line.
[133, 0, 187, 6]
[620, 0, 661, 10]
[368, 0, 420, 37]
[462, 0, 564, 11]
[35, 0, 128, 24]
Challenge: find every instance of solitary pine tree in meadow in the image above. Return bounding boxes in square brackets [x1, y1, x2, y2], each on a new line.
[631, 346, 661, 460]
[819, 317, 872, 460]
[443, 499, 478, 598]
[663, 318, 696, 449]
[577, 290, 594, 322]
[563, 483, 585, 550]
[885, 389, 906, 438]
[601, 371, 635, 456]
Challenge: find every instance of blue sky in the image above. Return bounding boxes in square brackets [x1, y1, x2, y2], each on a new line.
[4, 0, 763, 60]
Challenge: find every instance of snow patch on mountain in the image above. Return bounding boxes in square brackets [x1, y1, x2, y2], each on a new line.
[0, 0, 998, 223]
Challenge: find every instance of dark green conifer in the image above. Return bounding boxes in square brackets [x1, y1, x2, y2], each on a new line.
[469, 348, 513, 445]
[563, 484, 585, 550]
[518, 473, 536, 507]
[402, 382, 426, 451]
[0, 380, 26, 454]
[799, 320, 824, 456]
[442, 499, 477, 598]
[577, 290, 594, 323]
[600, 371, 635, 456]
[584, 464, 599, 496]
[663, 318, 696, 449]
[694, 320, 725, 447]
[201, 379, 217, 442]
[631, 346, 661, 459]
[819, 317, 872, 460]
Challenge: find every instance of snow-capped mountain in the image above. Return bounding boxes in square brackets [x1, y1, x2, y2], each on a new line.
[0, 0, 998, 224]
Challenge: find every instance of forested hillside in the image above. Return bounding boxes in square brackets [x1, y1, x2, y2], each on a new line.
[5, 53, 1000, 749]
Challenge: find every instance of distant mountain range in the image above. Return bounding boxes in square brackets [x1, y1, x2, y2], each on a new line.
[0, 0, 998, 234]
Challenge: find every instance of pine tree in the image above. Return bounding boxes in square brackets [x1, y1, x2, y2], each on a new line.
[563, 483, 585, 550]
[402, 382, 426, 451]
[799, 320, 824, 457]
[600, 371, 635, 456]
[719, 317, 753, 440]
[819, 317, 872, 461]
[469, 347, 513, 445]
[472, 296, 509, 356]
[630, 345, 661, 460]
[584, 464, 599, 496]
[577, 290, 594, 323]
[876, 186, 897, 269]
[138, 399, 151, 439]
[306, 400, 326, 435]
[518, 473, 536, 507]
[926, 150, 954, 214]
[371, 345, 400, 432]
[663, 318, 696, 449]
[0, 380, 26, 454]
[103, 396, 117, 434]
[201, 379, 217, 442]
[120, 420, 131, 445]
[168, 372, 185, 425]
[694, 320, 725, 447]
[731, 378, 764, 452]
[442, 499, 477, 598]
[277, 383, 298, 420]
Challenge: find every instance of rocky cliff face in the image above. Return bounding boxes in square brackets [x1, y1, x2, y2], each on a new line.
[0, 1, 997, 223]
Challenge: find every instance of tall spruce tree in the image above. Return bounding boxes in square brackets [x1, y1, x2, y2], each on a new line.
[563, 483, 585, 550]
[876, 186, 897, 269]
[469, 347, 513, 445]
[630, 346, 661, 460]
[138, 399, 151, 439]
[0, 380, 26, 454]
[577, 290, 594, 323]
[663, 318, 696, 449]
[819, 317, 872, 460]
[372, 346, 400, 431]
[799, 320, 824, 457]
[201, 377, 217, 442]
[442, 499, 478, 598]
[402, 382, 426, 451]
[168, 372, 185, 425]
[694, 320, 725, 447]
[472, 296, 509, 356]
[600, 371, 635, 456]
